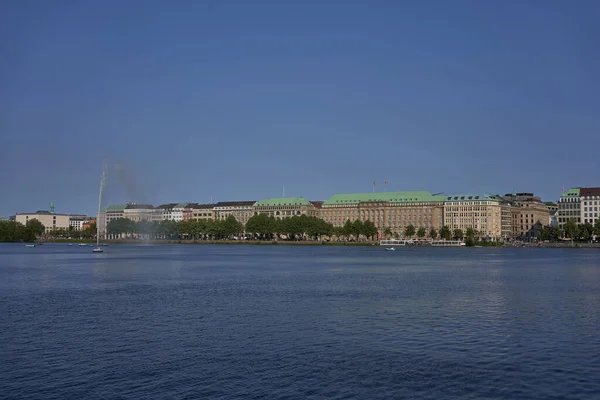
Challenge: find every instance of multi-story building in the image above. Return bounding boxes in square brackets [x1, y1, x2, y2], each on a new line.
[213, 201, 256, 225]
[15, 211, 70, 232]
[97, 204, 126, 238]
[156, 203, 189, 222]
[122, 204, 162, 222]
[252, 197, 320, 219]
[443, 194, 503, 240]
[501, 193, 550, 239]
[557, 188, 581, 226]
[320, 191, 445, 234]
[501, 202, 513, 239]
[81, 218, 96, 231]
[580, 188, 600, 225]
[69, 214, 91, 230]
[189, 204, 215, 220]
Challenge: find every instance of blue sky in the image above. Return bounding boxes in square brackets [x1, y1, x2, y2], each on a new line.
[1, 0, 599, 216]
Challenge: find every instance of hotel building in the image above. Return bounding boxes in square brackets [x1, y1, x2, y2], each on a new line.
[580, 188, 600, 225]
[320, 191, 446, 234]
[443, 194, 503, 240]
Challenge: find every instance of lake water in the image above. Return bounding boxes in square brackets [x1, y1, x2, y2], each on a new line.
[1, 244, 599, 399]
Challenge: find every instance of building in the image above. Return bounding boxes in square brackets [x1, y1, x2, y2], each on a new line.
[213, 201, 256, 225]
[320, 191, 445, 234]
[580, 188, 600, 225]
[501, 193, 550, 239]
[69, 214, 91, 230]
[15, 211, 70, 232]
[97, 204, 126, 238]
[189, 203, 215, 220]
[81, 218, 96, 231]
[501, 202, 513, 239]
[122, 203, 162, 222]
[252, 197, 320, 219]
[156, 203, 189, 222]
[557, 188, 581, 226]
[443, 194, 503, 240]
[544, 202, 558, 213]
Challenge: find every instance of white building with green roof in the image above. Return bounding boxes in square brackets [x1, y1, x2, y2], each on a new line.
[443, 194, 503, 239]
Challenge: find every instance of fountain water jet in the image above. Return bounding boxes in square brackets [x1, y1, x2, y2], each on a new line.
[93, 164, 107, 253]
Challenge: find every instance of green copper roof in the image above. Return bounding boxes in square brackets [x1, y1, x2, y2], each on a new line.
[444, 194, 503, 202]
[323, 191, 445, 206]
[102, 204, 127, 212]
[175, 203, 189, 208]
[560, 188, 580, 198]
[254, 197, 313, 207]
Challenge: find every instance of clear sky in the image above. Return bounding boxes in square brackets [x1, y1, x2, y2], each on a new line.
[2, 0, 599, 216]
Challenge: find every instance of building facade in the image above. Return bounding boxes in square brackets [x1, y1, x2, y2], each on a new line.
[15, 212, 70, 232]
[320, 191, 446, 234]
[213, 201, 256, 225]
[557, 188, 581, 226]
[580, 188, 600, 225]
[97, 204, 126, 238]
[252, 197, 319, 219]
[189, 204, 215, 220]
[443, 194, 503, 240]
[69, 214, 91, 230]
[502, 193, 550, 239]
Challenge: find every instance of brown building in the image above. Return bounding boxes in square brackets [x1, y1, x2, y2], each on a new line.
[502, 193, 549, 239]
[320, 191, 446, 236]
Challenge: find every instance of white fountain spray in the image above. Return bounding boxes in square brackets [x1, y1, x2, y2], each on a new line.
[95, 164, 107, 250]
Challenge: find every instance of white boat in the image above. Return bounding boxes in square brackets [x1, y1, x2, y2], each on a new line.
[430, 240, 466, 247]
[78, 243, 87, 247]
[384, 247, 395, 251]
[380, 239, 413, 246]
[25, 244, 36, 248]
[92, 247, 104, 253]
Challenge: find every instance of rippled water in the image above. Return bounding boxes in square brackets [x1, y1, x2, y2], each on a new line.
[1, 244, 599, 399]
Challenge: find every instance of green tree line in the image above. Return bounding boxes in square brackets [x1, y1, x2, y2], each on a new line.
[0, 219, 45, 242]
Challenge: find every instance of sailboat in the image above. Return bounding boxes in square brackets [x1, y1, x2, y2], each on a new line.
[93, 165, 106, 254]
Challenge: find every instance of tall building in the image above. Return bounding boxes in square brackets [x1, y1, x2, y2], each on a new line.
[580, 188, 600, 225]
[557, 187, 600, 226]
[320, 191, 445, 234]
[443, 194, 503, 240]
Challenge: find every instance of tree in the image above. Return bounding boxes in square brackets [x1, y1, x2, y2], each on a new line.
[342, 219, 354, 240]
[429, 228, 437, 240]
[26, 218, 45, 237]
[465, 228, 475, 240]
[404, 224, 415, 238]
[453, 228, 464, 240]
[352, 220, 364, 240]
[363, 220, 378, 240]
[417, 227, 426, 239]
[439, 225, 452, 240]
[580, 222, 594, 242]
[595, 219, 600, 236]
[564, 220, 579, 240]
[383, 227, 392, 239]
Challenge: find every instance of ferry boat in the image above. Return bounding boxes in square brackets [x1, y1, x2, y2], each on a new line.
[430, 240, 466, 247]
[379, 239, 413, 246]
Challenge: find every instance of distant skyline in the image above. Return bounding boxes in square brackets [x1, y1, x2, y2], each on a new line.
[2, 0, 599, 216]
